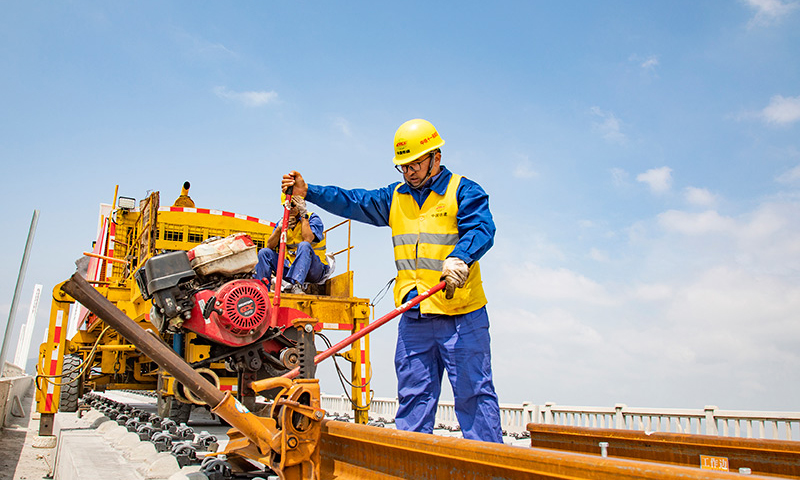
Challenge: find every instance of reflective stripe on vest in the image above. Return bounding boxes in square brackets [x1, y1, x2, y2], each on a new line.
[285, 211, 328, 265]
[388, 174, 487, 315]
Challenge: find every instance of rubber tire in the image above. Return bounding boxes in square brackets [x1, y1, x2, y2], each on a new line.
[157, 393, 192, 425]
[170, 400, 192, 425]
[59, 355, 82, 412]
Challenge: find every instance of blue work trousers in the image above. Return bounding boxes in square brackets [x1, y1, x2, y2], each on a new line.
[254, 242, 328, 287]
[394, 306, 503, 443]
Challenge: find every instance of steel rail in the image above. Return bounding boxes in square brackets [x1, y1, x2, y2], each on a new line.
[319, 420, 783, 479]
[528, 424, 800, 478]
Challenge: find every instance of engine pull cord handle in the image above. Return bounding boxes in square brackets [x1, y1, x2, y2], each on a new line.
[202, 296, 223, 320]
[269, 185, 293, 328]
[271, 280, 447, 381]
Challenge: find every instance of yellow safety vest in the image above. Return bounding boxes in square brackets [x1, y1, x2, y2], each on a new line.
[388, 174, 487, 315]
[284, 212, 328, 265]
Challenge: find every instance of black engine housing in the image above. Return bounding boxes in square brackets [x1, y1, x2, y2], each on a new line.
[135, 251, 197, 319]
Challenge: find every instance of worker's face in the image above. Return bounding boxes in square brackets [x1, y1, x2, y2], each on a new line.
[400, 152, 440, 188]
[289, 201, 302, 217]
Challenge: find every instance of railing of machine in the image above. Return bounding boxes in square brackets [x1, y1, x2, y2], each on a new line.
[321, 395, 800, 440]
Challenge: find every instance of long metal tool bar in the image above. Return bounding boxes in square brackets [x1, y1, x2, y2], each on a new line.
[272, 280, 446, 381]
[527, 424, 800, 478]
[319, 420, 782, 480]
[270, 186, 293, 328]
[62, 273, 327, 479]
[60, 274, 283, 450]
[62, 273, 224, 407]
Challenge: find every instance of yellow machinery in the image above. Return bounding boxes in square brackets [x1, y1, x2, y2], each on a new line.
[33, 184, 798, 480]
[36, 183, 373, 434]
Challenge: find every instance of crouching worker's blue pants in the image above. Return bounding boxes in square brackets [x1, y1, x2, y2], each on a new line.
[254, 242, 328, 288]
[394, 306, 503, 443]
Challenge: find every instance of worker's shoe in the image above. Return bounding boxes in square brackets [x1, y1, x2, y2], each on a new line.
[284, 282, 305, 295]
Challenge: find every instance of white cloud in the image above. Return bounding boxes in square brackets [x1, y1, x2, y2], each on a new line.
[761, 95, 800, 125]
[740, 203, 788, 240]
[590, 107, 627, 144]
[213, 86, 278, 107]
[631, 283, 673, 301]
[636, 166, 673, 194]
[744, 0, 799, 27]
[588, 248, 609, 262]
[610, 167, 629, 187]
[504, 262, 615, 306]
[333, 117, 352, 136]
[658, 209, 736, 235]
[684, 187, 717, 207]
[776, 164, 800, 184]
[640, 55, 659, 71]
[628, 54, 660, 76]
[492, 307, 606, 351]
[172, 28, 238, 58]
[513, 160, 539, 179]
[488, 197, 800, 409]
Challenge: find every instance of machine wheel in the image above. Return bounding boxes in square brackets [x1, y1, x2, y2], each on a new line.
[157, 393, 192, 424]
[170, 400, 192, 425]
[59, 354, 83, 412]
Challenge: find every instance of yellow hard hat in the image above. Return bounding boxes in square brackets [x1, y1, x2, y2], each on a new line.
[281, 193, 304, 207]
[392, 119, 445, 165]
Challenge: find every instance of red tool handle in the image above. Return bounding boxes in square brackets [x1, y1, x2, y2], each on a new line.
[269, 186, 293, 327]
[282, 280, 447, 379]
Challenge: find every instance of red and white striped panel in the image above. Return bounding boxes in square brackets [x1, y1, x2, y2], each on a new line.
[360, 344, 368, 406]
[157, 207, 275, 227]
[87, 217, 108, 284]
[105, 221, 116, 280]
[44, 309, 65, 412]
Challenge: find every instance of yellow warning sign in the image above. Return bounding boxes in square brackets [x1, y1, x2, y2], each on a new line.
[700, 455, 729, 471]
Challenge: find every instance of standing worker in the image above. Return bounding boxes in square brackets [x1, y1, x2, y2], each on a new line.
[282, 118, 502, 442]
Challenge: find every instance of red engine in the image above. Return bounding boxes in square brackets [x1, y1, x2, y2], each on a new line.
[181, 279, 272, 347]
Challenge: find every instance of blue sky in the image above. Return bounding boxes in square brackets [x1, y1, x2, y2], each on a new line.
[1, 1, 799, 412]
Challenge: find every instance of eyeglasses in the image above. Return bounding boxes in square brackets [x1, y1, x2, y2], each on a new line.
[395, 154, 431, 174]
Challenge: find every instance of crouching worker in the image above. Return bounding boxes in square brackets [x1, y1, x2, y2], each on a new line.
[255, 195, 329, 294]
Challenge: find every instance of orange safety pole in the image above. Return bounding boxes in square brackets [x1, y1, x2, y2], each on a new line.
[277, 281, 446, 380]
[347, 219, 351, 272]
[269, 187, 293, 327]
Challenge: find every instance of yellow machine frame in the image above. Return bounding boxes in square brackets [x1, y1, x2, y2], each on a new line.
[36, 185, 373, 428]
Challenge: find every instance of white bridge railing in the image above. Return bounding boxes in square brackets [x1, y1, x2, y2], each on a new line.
[321, 395, 800, 441]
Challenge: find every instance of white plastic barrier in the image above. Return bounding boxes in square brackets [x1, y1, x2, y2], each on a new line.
[321, 395, 800, 440]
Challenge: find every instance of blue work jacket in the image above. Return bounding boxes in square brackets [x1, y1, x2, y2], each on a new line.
[306, 165, 495, 266]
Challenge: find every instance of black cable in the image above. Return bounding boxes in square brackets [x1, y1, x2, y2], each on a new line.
[371, 278, 395, 309]
[317, 332, 374, 410]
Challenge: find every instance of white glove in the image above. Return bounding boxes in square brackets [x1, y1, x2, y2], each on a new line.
[441, 257, 469, 299]
[292, 196, 307, 217]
